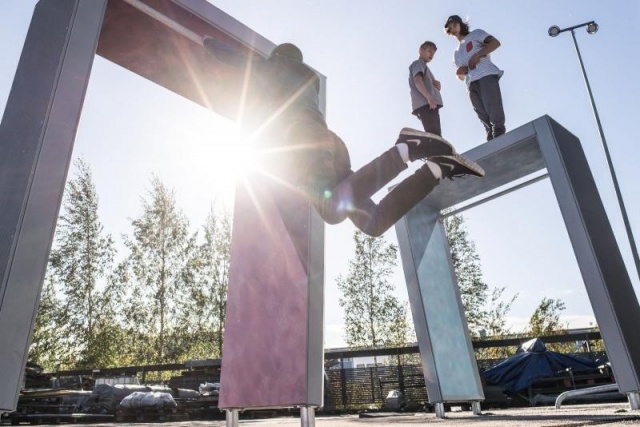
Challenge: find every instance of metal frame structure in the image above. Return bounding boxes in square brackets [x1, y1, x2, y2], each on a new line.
[0, 2, 326, 425]
[395, 116, 640, 416]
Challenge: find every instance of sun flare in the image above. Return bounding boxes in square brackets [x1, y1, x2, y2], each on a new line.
[166, 114, 259, 206]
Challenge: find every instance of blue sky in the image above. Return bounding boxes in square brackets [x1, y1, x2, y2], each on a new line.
[1, 1, 639, 348]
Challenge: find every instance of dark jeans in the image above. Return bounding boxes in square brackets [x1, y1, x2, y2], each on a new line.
[413, 104, 442, 136]
[469, 75, 505, 140]
[285, 119, 440, 237]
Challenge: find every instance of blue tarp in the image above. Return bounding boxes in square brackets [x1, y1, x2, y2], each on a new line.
[482, 338, 599, 393]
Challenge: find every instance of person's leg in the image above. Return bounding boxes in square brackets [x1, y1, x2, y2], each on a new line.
[432, 108, 442, 137]
[479, 75, 506, 138]
[316, 136, 408, 225]
[288, 122, 463, 229]
[468, 81, 492, 140]
[347, 162, 439, 236]
[415, 105, 442, 136]
[347, 154, 485, 237]
[286, 122, 408, 225]
[319, 128, 463, 224]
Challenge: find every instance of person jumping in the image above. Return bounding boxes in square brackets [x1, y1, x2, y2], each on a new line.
[204, 39, 484, 237]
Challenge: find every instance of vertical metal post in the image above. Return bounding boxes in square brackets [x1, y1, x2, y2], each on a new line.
[370, 368, 375, 403]
[434, 402, 445, 419]
[225, 409, 239, 427]
[534, 116, 640, 393]
[395, 212, 484, 405]
[0, 0, 107, 412]
[472, 401, 482, 415]
[340, 367, 347, 409]
[628, 392, 640, 411]
[300, 406, 316, 427]
[570, 29, 640, 282]
[218, 172, 325, 410]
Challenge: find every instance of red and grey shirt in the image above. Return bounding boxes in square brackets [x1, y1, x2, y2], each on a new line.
[453, 28, 503, 88]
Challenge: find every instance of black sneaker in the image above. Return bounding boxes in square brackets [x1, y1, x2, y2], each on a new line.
[396, 128, 456, 161]
[429, 154, 485, 179]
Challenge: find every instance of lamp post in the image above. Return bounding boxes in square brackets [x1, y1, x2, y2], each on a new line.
[549, 21, 640, 283]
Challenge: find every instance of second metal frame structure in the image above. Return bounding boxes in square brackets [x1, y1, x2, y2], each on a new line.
[395, 116, 640, 416]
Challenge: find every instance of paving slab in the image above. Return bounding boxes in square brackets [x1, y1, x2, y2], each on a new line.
[23, 403, 639, 427]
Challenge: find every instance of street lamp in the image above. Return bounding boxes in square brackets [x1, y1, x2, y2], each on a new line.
[548, 21, 640, 283]
[548, 21, 598, 37]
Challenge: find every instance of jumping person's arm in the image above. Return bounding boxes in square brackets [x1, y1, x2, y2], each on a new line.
[468, 35, 500, 69]
[203, 36, 262, 69]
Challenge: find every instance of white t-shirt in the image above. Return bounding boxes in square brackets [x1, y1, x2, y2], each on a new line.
[453, 29, 503, 88]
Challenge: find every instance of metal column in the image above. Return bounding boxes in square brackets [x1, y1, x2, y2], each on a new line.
[0, 0, 107, 412]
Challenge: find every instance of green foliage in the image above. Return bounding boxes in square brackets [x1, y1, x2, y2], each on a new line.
[584, 324, 606, 352]
[443, 214, 517, 340]
[174, 204, 232, 359]
[527, 297, 566, 336]
[30, 160, 235, 370]
[338, 231, 409, 352]
[443, 214, 581, 356]
[29, 275, 68, 370]
[474, 287, 520, 359]
[30, 159, 118, 370]
[525, 297, 575, 352]
[444, 214, 488, 333]
[120, 176, 193, 364]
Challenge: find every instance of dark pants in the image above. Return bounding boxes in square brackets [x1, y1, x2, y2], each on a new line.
[285, 119, 440, 237]
[413, 104, 442, 136]
[469, 75, 505, 140]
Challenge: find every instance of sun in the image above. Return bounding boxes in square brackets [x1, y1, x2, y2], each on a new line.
[206, 123, 258, 182]
[165, 112, 258, 207]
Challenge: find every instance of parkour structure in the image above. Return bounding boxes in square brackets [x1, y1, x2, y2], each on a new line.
[1, 1, 639, 425]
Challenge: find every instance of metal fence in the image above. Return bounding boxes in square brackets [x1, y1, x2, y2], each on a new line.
[324, 351, 610, 410]
[325, 364, 427, 410]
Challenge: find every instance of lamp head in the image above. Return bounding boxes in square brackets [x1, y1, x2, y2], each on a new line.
[586, 21, 599, 34]
[548, 25, 561, 37]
